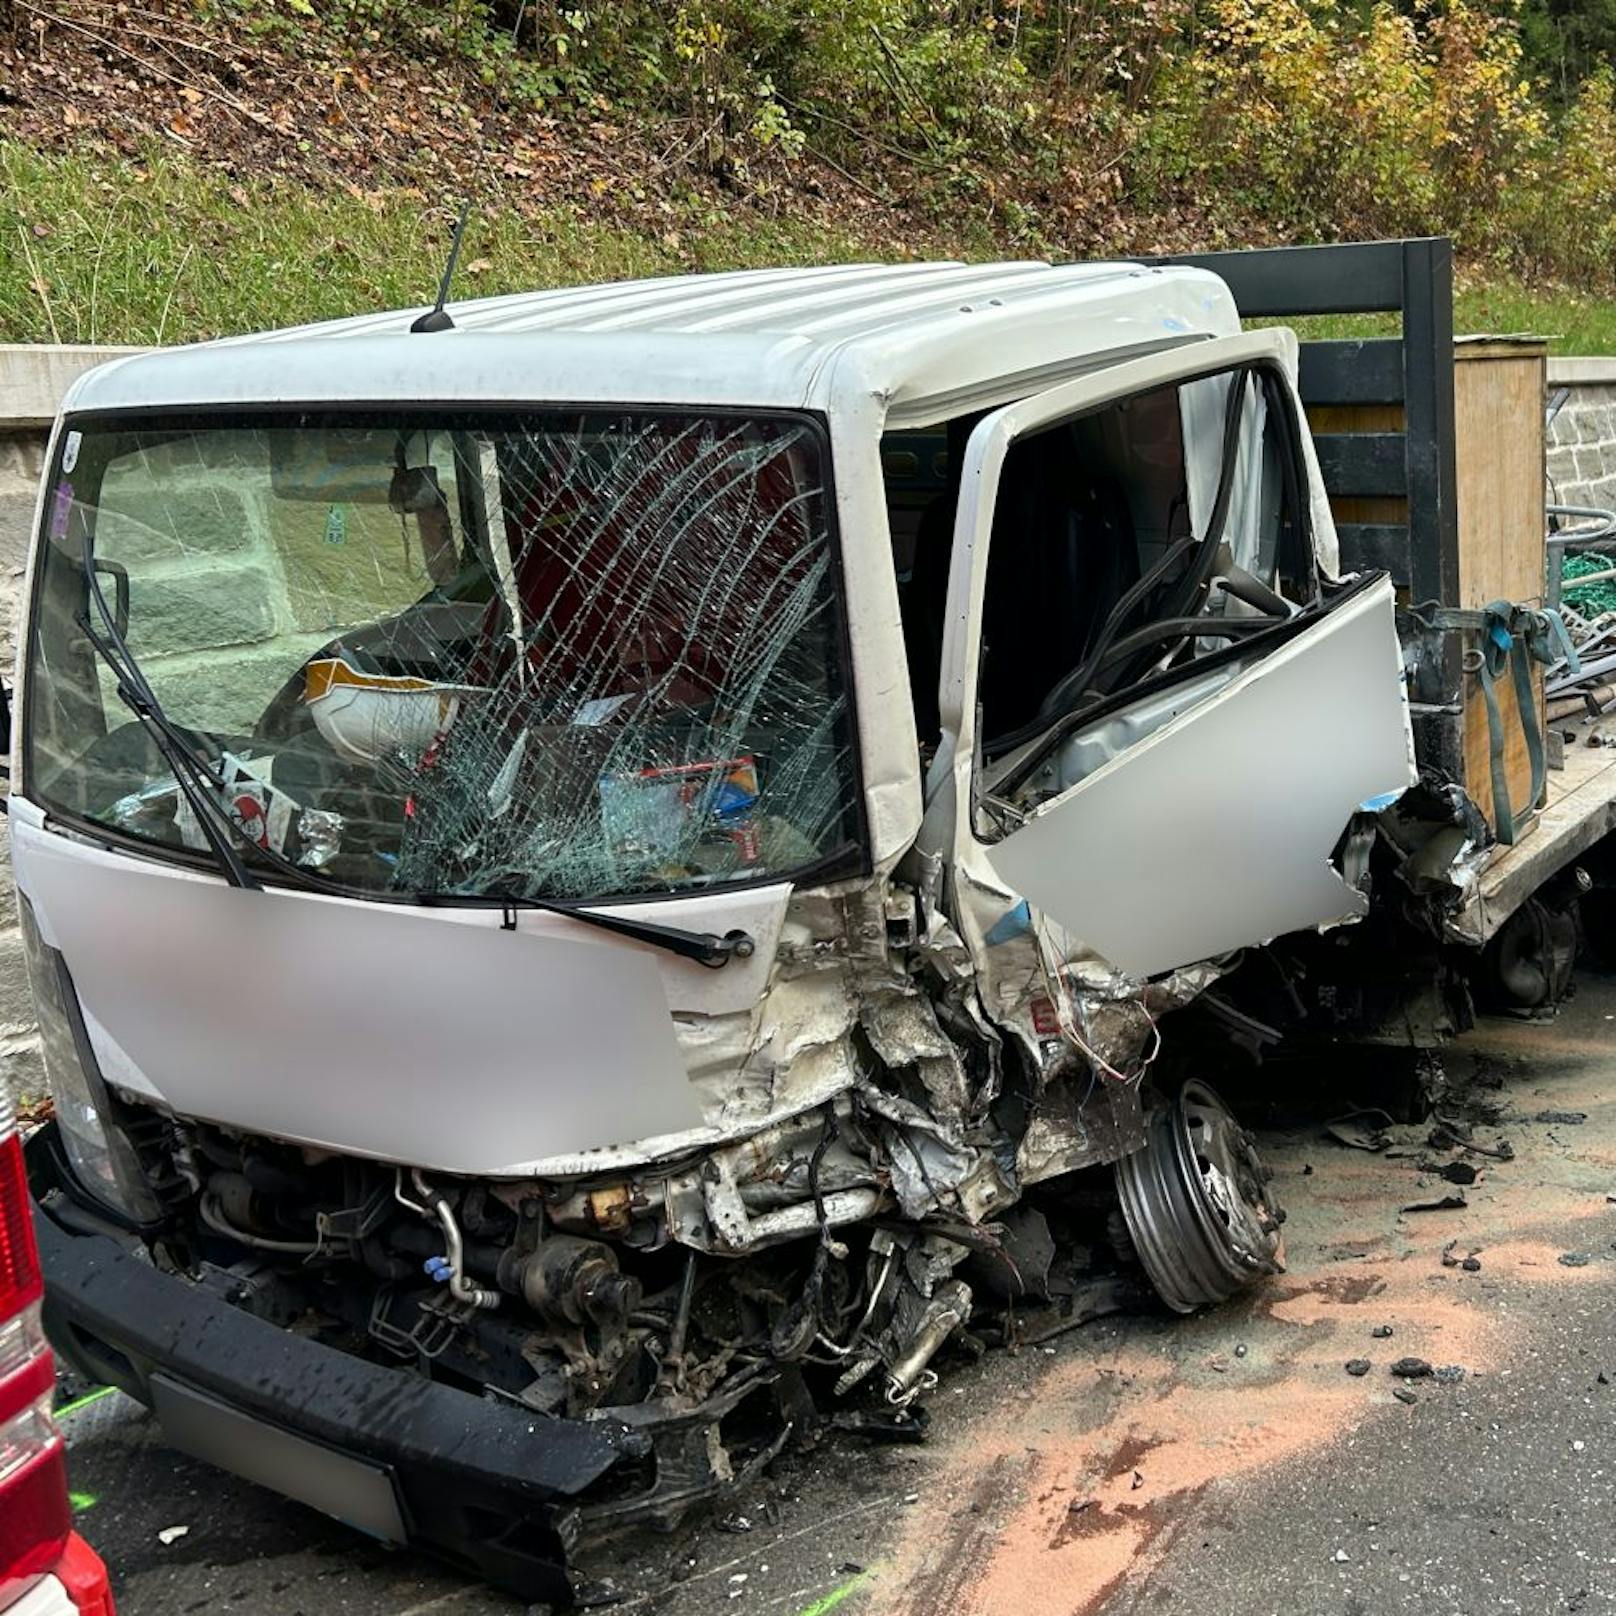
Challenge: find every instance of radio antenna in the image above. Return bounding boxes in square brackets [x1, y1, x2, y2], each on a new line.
[411, 198, 473, 333]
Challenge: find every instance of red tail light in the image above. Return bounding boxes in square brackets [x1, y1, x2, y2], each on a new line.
[0, 1131, 42, 1323]
[0, 1103, 114, 1613]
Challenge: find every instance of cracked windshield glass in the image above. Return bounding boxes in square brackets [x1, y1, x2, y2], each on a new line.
[26, 410, 861, 901]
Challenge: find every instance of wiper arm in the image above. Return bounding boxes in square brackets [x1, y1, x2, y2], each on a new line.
[465, 883, 758, 970]
[78, 532, 261, 892]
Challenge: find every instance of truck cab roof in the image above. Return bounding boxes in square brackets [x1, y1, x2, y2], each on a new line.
[60, 260, 1243, 427]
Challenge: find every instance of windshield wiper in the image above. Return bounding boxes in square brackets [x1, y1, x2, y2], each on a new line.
[78, 532, 759, 966]
[78, 533, 261, 892]
[465, 885, 758, 969]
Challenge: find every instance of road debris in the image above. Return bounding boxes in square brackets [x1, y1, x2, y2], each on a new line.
[1463, 1256, 1483, 1272]
[1534, 1110, 1588, 1125]
[1391, 1358, 1434, 1379]
[1560, 1252, 1593, 1267]
[1326, 1109, 1394, 1152]
[1393, 1387, 1419, 1405]
[1371, 1325, 1394, 1339]
[1345, 1359, 1372, 1377]
[1428, 1119, 1513, 1160]
[156, 1525, 190, 1546]
[1434, 1365, 1466, 1384]
[1403, 1193, 1469, 1213]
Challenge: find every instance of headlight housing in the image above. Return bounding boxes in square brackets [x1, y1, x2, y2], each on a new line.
[18, 895, 160, 1223]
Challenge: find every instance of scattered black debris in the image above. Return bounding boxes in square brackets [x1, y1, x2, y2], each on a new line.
[1403, 1193, 1468, 1214]
[1391, 1358, 1434, 1379]
[1068, 1499, 1096, 1516]
[1598, 1373, 1610, 1387]
[1434, 1365, 1466, 1384]
[1327, 1109, 1394, 1152]
[1441, 1243, 1461, 1268]
[836, 1564, 864, 1576]
[717, 1513, 753, 1534]
[1462, 1256, 1483, 1272]
[829, 1408, 930, 1444]
[1131, 1471, 1145, 1491]
[1535, 1110, 1588, 1125]
[1428, 1120, 1513, 1160]
[1372, 1325, 1394, 1339]
[1416, 1158, 1480, 1183]
[1393, 1387, 1419, 1406]
[1346, 1359, 1372, 1377]
[1303, 1164, 1314, 1176]
[1560, 1252, 1593, 1268]
[575, 1579, 619, 1609]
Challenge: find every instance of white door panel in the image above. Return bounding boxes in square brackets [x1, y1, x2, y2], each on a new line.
[986, 576, 1413, 976]
[932, 330, 1414, 984]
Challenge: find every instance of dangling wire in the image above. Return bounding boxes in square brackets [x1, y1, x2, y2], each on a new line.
[1032, 911, 1162, 1086]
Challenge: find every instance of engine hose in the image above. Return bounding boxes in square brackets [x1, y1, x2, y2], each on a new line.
[396, 1169, 500, 1310]
[199, 1193, 322, 1254]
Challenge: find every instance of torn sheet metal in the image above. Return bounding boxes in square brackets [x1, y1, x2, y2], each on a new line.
[986, 576, 1414, 978]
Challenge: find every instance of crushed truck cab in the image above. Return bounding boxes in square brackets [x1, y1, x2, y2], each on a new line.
[15, 260, 1419, 1599]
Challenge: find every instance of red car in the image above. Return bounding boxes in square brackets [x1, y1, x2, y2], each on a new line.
[1, 1098, 113, 1616]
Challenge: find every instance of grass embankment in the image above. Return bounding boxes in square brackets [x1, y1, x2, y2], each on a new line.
[0, 143, 950, 347]
[6, 144, 1614, 352]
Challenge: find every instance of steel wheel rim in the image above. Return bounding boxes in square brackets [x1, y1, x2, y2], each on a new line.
[1115, 1080, 1285, 1314]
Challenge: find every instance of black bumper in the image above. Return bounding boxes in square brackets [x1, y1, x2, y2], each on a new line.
[28, 1129, 650, 1604]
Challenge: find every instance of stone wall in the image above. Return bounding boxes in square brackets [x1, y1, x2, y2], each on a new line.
[1547, 360, 1616, 515]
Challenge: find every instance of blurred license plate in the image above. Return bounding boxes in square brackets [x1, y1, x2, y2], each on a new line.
[151, 1375, 407, 1542]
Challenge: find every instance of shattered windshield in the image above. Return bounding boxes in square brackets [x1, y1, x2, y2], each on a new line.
[25, 409, 862, 902]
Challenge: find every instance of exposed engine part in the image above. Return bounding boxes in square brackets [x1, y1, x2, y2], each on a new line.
[885, 1278, 972, 1405]
[497, 1233, 642, 1330]
[1114, 1080, 1285, 1314]
[396, 1169, 500, 1310]
[199, 1191, 321, 1254]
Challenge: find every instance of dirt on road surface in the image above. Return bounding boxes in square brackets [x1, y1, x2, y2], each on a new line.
[58, 968, 1616, 1616]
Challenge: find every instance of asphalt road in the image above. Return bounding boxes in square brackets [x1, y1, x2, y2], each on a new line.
[57, 967, 1616, 1616]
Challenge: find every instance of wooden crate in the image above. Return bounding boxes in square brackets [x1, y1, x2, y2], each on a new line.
[1453, 339, 1548, 836]
[1309, 337, 1548, 838]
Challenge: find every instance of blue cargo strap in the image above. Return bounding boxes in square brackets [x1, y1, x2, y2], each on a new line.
[1473, 601, 1574, 846]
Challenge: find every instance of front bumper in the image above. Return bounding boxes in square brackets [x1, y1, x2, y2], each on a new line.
[26, 1128, 650, 1605]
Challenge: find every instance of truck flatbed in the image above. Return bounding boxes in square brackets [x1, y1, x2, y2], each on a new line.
[1449, 725, 1616, 945]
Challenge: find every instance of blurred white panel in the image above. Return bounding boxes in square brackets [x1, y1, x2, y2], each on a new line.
[987, 577, 1413, 978]
[13, 821, 700, 1173]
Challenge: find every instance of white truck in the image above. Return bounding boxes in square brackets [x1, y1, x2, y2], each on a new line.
[16, 251, 1544, 1601]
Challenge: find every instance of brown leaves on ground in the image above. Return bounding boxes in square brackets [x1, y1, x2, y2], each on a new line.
[0, 0, 1242, 268]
